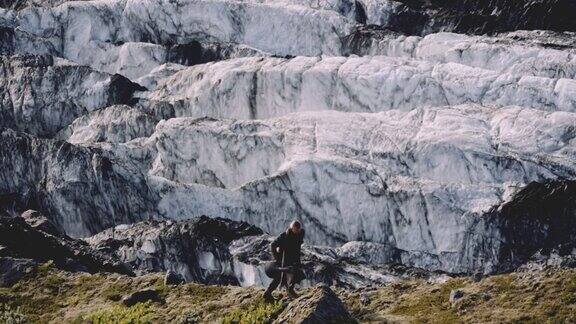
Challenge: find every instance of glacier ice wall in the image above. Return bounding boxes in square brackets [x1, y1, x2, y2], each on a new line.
[141, 55, 576, 120]
[1, 0, 576, 275]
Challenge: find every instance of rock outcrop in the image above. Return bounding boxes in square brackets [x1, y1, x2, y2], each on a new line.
[121, 289, 163, 307]
[0, 214, 132, 275]
[230, 235, 428, 288]
[85, 216, 433, 288]
[86, 216, 263, 284]
[386, 0, 576, 35]
[274, 285, 354, 323]
[463, 180, 576, 273]
[352, 0, 576, 36]
[19, 209, 63, 236]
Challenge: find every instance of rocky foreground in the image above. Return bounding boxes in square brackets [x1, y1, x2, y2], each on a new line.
[0, 261, 575, 323]
[1, 210, 576, 323]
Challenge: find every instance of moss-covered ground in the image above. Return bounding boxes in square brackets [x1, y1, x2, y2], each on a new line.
[1, 262, 575, 323]
[341, 268, 576, 323]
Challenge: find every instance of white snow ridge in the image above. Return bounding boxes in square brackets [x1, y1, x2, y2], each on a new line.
[1, 0, 576, 282]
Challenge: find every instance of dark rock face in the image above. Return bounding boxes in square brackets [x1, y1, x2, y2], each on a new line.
[86, 216, 263, 285]
[274, 285, 354, 324]
[373, 0, 576, 35]
[0, 0, 77, 10]
[107, 74, 147, 106]
[0, 257, 36, 287]
[0, 27, 14, 53]
[495, 181, 576, 270]
[164, 270, 185, 286]
[167, 41, 221, 66]
[354, 0, 367, 24]
[0, 128, 156, 237]
[464, 180, 576, 274]
[0, 0, 30, 10]
[167, 40, 266, 66]
[0, 215, 133, 275]
[342, 26, 403, 56]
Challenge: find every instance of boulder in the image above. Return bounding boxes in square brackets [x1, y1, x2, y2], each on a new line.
[20, 210, 62, 236]
[472, 272, 483, 283]
[122, 289, 163, 307]
[164, 270, 185, 286]
[274, 285, 354, 323]
[0, 216, 133, 275]
[0, 257, 36, 287]
[86, 216, 262, 285]
[449, 289, 465, 305]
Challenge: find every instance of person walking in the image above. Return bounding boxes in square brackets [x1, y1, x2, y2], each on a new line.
[263, 220, 305, 301]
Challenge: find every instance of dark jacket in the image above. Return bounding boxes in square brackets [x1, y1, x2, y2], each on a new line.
[270, 229, 305, 267]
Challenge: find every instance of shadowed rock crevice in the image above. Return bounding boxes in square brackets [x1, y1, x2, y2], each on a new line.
[376, 0, 576, 35]
[464, 180, 576, 274]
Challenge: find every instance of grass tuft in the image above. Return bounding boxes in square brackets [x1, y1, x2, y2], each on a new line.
[80, 301, 157, 324]
[222, 298, 285, 324]
[0, 303, 27, 324]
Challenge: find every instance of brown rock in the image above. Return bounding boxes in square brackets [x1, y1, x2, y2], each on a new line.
[121, 289, 163, 307]
[274, 285, 355, 323]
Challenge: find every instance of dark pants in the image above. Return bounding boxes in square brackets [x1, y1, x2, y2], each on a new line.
[264, 262, 304, 294]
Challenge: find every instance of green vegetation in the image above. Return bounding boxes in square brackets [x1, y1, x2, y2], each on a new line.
[0, 263, 157, 322]
[176, 309, 201, 324]
[80, 301, 157, 324]
[0, 262, 238, 323]
[183, 283, 227, 304]
[389, 278, 465, 323]
[1, 261, 575, 323]
[344, 269, 576, 323]
[222, 298, 285, 324]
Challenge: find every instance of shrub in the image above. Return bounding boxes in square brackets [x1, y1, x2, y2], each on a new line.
[0, 304, 27, 324]
[222, 298, 285, 324]
[177, 309, 201, 324]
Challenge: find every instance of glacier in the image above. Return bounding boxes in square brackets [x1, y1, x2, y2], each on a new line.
[140, 55, 576, 121]
[1, 0, 576, 281]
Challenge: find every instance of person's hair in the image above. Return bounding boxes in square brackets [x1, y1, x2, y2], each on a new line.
[290, 220, 301, 229]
